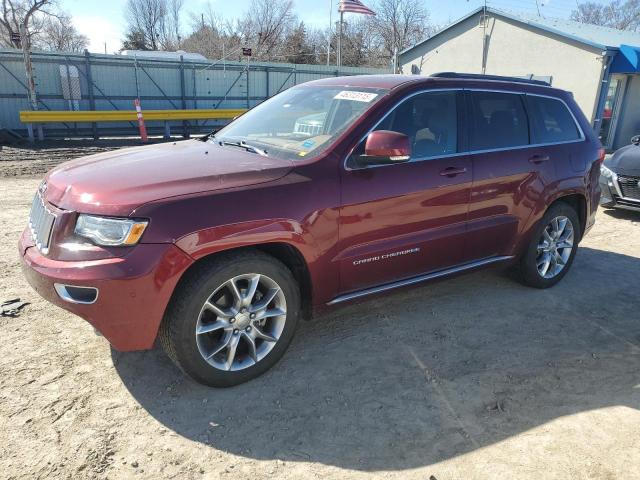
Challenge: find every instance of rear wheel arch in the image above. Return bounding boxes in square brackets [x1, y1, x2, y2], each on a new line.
[547, 193, 587, 241]
[517, 201, 581, 288]
[516, 191, 587, 259]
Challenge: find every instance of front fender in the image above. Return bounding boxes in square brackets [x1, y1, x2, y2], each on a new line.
[175, 218, 317, 261]
[133, 166, 342, 306]
[174, 217, 339, 307]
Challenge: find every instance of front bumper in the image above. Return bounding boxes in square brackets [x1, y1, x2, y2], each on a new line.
[599, 175, 640, 212]
[19, 228, 193, 351]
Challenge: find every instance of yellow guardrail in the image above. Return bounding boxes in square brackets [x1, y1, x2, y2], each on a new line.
[19, 109, 247, 123]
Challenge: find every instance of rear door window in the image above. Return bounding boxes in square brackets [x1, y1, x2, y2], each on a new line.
[526, 95, 582, 144]
[468, 91, 529, 150]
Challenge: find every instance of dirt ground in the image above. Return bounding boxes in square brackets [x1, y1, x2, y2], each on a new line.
[1, 143, 640, 480]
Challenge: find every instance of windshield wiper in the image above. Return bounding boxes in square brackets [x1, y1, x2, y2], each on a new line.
[218, 140, 268, 157]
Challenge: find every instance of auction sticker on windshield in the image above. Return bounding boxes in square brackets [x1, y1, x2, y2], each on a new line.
[334, 91, 379, 102]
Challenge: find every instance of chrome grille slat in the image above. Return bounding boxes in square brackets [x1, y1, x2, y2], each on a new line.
[618, 175, 640, 201]
[29, 191, 56, 254]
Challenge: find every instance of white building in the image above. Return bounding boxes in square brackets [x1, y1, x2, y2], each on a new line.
[399, 7, 640, 151]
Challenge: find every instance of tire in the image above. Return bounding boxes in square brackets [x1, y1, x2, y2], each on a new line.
[517, 202, 581, 289]
[159, 250, 300, 387]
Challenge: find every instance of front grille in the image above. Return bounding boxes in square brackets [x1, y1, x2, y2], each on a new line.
[29, 191, 56, 253]
[616, 197, 640, 209]
[618, 175, 640, 200]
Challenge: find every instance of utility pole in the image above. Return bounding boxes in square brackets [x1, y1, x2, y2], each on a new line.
[481, 0, 487, 75]
[20, 24, 42, 142]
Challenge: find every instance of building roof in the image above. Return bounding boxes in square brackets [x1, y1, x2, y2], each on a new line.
[400, 7, 640, 56]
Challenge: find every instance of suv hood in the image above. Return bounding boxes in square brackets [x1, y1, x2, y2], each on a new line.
[45, 139, 294, 216]
[606, 143, 640, 177]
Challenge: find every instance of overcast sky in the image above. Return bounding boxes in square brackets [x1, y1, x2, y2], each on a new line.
[60, 0, 590, 54]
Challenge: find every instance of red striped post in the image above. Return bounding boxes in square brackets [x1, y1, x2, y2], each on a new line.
[133, 98, 148, 142]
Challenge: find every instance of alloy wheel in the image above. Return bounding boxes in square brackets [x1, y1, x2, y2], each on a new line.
[195, 273, 287, 371]
[535, 215, 575, 279]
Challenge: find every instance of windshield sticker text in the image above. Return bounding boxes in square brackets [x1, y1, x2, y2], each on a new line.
[334, 91, 379, 103]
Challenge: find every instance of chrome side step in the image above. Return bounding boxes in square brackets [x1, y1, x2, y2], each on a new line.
[327, 255, 514, 306]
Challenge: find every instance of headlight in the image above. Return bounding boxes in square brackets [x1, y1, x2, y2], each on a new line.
[601, 164, 616, 179]
[75, 215, 148, 246]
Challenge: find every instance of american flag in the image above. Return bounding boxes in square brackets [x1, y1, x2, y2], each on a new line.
[338, 0, 376, 15]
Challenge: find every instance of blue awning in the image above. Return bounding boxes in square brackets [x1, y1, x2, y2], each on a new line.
[610, 44, 640, 73]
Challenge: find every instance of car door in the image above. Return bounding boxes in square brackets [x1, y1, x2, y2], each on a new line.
[463, 90, 556, 262]
[337, 90, 472, 294]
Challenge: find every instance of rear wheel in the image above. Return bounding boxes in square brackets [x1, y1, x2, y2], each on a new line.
[517, 202, 580, 289]
[160, 251, 300, 387]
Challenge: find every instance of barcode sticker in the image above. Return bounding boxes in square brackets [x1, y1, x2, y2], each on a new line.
[334, 91, 378, 102]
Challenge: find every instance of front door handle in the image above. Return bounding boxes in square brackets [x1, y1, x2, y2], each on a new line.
[529, 154, 551, 164]
[439, 166, 467, 177]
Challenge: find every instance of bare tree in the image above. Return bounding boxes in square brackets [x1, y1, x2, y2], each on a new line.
[368, 0, 434, 65]
[239, 0, 295, 60]
[124, 0, 164, 50]
[182, 2, 240, 59]
[571, 0, 640, 32]
[0, 0, 57, 48]
[160, 0, 183, 48]
[280, 21, 316, 64]
[35, 14, 88, 52]
[179, 0, 431, 67]
[123, 0, 183, 50]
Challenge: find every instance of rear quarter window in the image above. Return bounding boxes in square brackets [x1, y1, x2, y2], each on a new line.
[526, 95, 582, 144]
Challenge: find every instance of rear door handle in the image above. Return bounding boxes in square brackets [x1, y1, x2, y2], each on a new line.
[439, 167, 467, 177]
[529, 154, 550, 164]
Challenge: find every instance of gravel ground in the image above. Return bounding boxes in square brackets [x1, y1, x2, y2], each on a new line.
[1, 143, 640, 479]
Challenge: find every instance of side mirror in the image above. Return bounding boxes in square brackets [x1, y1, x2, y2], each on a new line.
[361, 130, 411, 165]
[632, 135, 640, 145]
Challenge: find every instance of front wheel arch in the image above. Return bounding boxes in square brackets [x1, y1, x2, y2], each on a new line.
[158, 248, 302, 386]
[166, 243, 313, 327]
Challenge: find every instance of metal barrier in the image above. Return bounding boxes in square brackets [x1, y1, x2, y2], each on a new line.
[20, 108, 245, 122]
[19, 108, 247, 141]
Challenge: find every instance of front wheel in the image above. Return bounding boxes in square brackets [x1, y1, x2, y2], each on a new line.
[517, 202, 580, 289]
[159, 251, 300, 387]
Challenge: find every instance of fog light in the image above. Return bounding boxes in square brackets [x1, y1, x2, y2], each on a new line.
[54, 283, 99, 304]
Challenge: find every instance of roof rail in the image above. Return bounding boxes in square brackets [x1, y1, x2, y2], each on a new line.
[430, 72, 551, 87]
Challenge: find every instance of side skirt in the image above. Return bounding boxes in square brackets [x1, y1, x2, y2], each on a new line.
[327, 255, 514, 306]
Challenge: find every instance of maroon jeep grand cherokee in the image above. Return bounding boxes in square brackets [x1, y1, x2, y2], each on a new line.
[20, 73, 603, 386]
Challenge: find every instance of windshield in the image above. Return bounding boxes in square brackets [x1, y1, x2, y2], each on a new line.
[211, 85, 389, 161]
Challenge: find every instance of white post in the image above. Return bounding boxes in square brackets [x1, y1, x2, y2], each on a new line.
[20, 24, 43, 141]
[337, 11, 343, 68]
[393, 47, 398, 73]
[327, 0, 332, 66]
